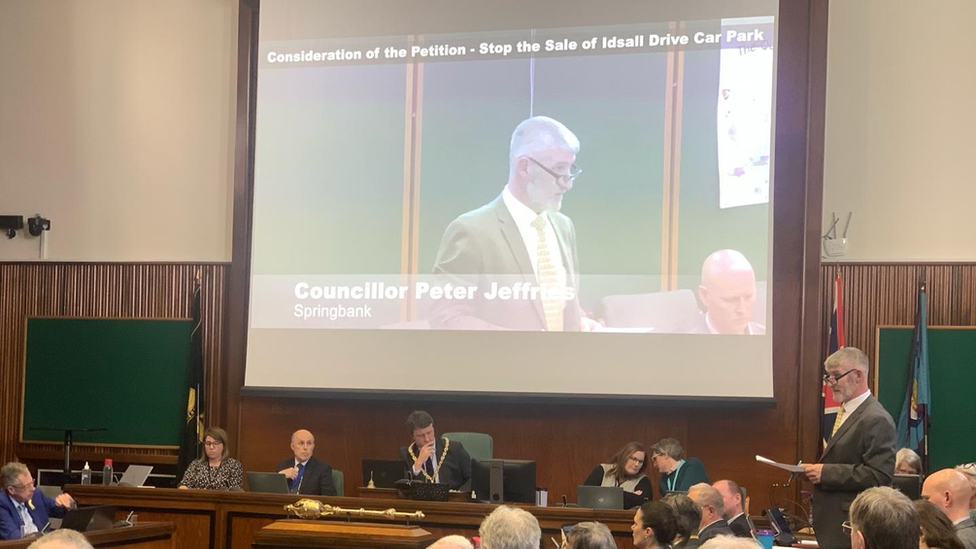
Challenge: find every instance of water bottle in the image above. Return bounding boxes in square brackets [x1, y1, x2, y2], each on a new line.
[81, 462, 91, 485]
[102, 459, 113, 486]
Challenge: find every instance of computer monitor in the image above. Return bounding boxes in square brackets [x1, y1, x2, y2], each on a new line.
[361, 459, 406, 489]
[471, 459, 537, 504]
[892, 474, 921, 500]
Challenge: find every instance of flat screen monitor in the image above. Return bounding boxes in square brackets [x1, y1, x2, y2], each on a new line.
[472, 459, 537, 504]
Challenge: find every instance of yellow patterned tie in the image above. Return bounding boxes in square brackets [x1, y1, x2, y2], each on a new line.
[531, 215, 563, 332]
[831, 405, 846, 437]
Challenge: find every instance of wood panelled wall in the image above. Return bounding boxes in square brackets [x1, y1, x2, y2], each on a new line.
[819, 263, 976, 368]
[0, 263, 228, 468]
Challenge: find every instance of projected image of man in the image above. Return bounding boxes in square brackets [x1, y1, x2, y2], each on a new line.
[695, 249, 765, 335]
[428, 116, 599, 332]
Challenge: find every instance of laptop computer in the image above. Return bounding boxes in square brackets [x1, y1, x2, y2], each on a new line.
[247, 472, 290, 494]
[59, 505, 117, 532]
[117, 465, 153, 487]
[577, 486, 624, 509]
[361, 459, 406, 489]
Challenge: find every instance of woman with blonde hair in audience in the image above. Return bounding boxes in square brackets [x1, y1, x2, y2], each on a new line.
[178, 427, 243, 491]
[915, 500, 965, 549]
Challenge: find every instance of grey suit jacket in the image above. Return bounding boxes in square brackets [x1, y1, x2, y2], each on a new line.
[955, 517, 976, 549]
[812, 395, 896, 549]
[429, 195, 583, 331]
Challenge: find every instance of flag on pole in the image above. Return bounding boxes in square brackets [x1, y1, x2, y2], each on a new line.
[175, 272, 206, 485]
[821, 273, 845, 449]
[896, 282, 931, 470]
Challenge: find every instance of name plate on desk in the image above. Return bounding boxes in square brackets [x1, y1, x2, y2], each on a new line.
[253, 519, 433, 549]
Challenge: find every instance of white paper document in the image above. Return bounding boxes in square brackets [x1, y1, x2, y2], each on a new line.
[756, 455, 805, 472]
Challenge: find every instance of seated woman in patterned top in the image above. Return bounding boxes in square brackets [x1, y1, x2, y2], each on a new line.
[178, 427, 243, 491]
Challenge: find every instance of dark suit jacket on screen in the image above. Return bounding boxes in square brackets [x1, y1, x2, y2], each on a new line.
[274, 456, 337, 496]
[428, 195, 583, 331]
[399, 438, 472, 491]
[812, 394, 896, 549]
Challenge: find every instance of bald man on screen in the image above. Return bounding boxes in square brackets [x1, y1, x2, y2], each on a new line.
[694, 249, 764, 335]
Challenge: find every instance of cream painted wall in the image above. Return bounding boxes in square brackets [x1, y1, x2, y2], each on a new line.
[823, 0, 976, 261]
[0, 0, 237, 261]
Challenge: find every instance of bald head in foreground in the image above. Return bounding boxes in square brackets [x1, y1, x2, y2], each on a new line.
[923, 469, 976, 549]
[428, 535, 474, 549]
[274, 429, 337, 496]
[26, 529, 94, 549]
[696, 249, 764, 335]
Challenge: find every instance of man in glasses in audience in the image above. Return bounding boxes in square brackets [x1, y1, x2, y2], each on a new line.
[0, 462, 75, 540]
[847, 486, 919, 549]
[428, 115, 599, 332]
[802, 347, 897, 549]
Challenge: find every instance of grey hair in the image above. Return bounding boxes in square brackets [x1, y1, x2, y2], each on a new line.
[27, 528, 95, 549]
[895, 448, 922, 474]
[662, 493, 702, 540]
[428, 535, 474, 549]
[825, 347, 869, 373]
[1, 462, 29, 488]
[689, 482, 725, 517]
[566, 522, 616, 549]
[509, 116, 580, 173]
[479, 506, 541, 549]
[700, 535, 762, 549]
[650, 438, 685, 460]
[849, 486, 919, 549]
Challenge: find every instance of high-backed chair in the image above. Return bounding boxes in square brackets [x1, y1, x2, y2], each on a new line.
[332, 469, 344, 496]
[442, 432, 493, 460]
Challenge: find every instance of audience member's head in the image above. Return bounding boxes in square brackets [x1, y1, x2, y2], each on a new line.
[700, 536, 762, 549]
[915, 500, 965, 549]
[662, 493, 702, 544]
[289, 429, 315, 462]
[632, 501, 677, 549]
[698, 249, 759, 334]
[848, 486, 919, 549]
[895, 447, 923, 475]
[428, 535, 474, 549]
[649, 438, 684, 474]
[954, 463, 976, 510]
[922, 469, 973, 522]
[609, 441, 647, 482]
[823, 347, 870, 404]
[688, 483, 726, 532]
[566, 521, 616, 549]
[26, 529, 95, 549]
[712, 480, 744, 519]
[479, 506, 541, 549]
[2, 461, 36, 504]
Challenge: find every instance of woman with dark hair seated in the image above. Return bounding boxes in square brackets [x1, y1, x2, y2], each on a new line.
[178, 427, 243, 491]
[916, 500, 965, 549]
[583, 441, 653, 508]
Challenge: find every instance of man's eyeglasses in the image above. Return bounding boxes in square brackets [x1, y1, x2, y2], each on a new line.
[823, 369, 857, 385]
[527, 157, 582, 185]
[13, 480, 35, 490]
[842, 521, 853, 535]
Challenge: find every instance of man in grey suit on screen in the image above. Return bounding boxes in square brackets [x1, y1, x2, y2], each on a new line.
[428, 116, 599, 332]
[803, 347, 897, 549]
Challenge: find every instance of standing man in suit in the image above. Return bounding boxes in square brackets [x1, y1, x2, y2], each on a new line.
[921, 469, 976, 549]
[398, 411, 471, 491]
[275, 429, 337, 496]
[428, 115, 600, 332]
[650, 438, 709, 497]
[713, 480, 753, 538]
[688, 483, 734, 544]
[803, 347, 897, 549]
[0, 462, 75, 540]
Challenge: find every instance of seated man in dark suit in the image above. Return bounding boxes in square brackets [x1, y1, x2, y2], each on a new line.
[688, 483, 734, 544]
[713, 480, 753, 538]
[0, 462, 75, 540]
[650, 438, 708, 496]
[922, 469, 976, 549]
[398, 411, 471, 491]
[275, 429, 336, 496]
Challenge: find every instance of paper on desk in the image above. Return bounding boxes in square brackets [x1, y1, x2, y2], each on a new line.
[756, 455, 805, 472]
